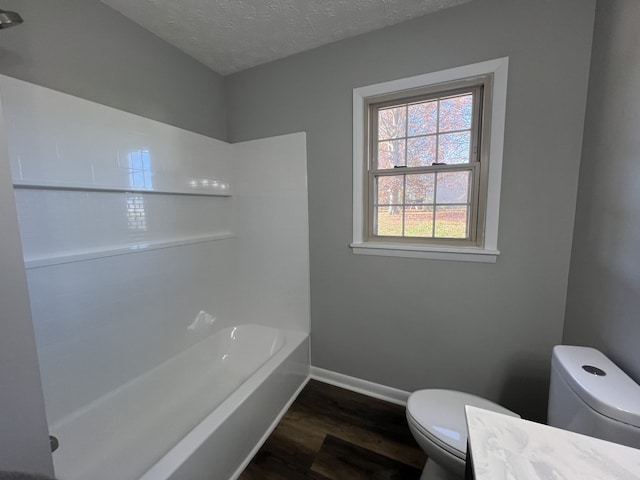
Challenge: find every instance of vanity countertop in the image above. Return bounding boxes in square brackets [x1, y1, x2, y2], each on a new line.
[465, 405, 640, 479]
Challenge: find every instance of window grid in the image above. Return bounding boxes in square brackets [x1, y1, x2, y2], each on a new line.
[368, 85, 482, 244]
[374, 95, 474, 170]
[372, 167, 474, 239]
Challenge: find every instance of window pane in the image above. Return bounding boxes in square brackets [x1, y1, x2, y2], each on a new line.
[405, 206, 434, 238]
[376, 206, 404, 236]
[378, 106, 406, 140]
[434, 206, 468, 238]
[437, 132, 471, 164]
[408, 101, 437, 136]
[406, 173, 434, 205]
[439, 94, 473, 132]
[375, 175, 404, 205]
[377, 139, 406, 169]
[436, 171, 470, 204]
[407, 136, 436, 167]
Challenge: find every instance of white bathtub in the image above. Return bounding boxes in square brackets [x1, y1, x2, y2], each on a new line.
[50, 324, 310, 480]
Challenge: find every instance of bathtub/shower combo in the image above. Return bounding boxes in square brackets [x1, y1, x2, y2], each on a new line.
[51, 325, 310, 480]
[0, 75, 311, 480]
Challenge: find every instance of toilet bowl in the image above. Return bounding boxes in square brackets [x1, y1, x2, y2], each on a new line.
[406, 389, 519, 480]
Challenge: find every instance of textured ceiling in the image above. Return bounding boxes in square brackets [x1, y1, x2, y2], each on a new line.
[101, 0, 470, 76]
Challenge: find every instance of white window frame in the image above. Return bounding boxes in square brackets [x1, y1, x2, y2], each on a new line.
[351, 57, 508, 263]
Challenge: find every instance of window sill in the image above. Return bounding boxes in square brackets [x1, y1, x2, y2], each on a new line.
[349, 242, 499, 263]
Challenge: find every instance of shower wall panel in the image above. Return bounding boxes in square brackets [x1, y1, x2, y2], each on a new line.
[0, 75, 310, 436]
[27, 239, 236, 424]
[232, 133, 310, 334]
[0, 75, 237, 426]
[1, 75, 232, 196]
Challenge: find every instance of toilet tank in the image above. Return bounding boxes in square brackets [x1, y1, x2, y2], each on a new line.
[548, 345, 640, 449]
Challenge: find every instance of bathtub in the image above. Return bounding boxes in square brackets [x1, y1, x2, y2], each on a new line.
[50, 324, 310, 480]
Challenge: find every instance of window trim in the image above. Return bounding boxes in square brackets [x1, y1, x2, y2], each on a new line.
[351, 57, 509, 263]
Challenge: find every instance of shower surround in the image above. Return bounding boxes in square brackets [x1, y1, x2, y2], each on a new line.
[0, 75, 310, 480]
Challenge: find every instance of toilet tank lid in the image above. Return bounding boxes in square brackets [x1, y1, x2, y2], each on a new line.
[553, 345, 640, 428]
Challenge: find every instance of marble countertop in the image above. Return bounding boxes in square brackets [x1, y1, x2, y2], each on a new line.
[465, 405, 640, 480]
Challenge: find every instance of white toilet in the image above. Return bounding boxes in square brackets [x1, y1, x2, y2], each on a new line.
[406, 389, 519, 480]
[406, 345, 640, 479]
[547, 345, 640, 449]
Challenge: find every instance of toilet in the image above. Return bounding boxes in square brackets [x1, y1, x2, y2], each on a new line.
[547, 345, 640, 449]
[406, 389, 519, 480]
[406, 345, 640, 480]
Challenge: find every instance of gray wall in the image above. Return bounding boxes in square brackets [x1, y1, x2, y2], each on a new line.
[226, 0, 596, 420]
[0, 0, 227, 139]
[0, 113, 53, 476]
[0, 0, 227, 473]
[564, 0, 640, 381]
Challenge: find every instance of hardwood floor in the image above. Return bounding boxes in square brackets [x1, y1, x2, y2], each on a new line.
[239, 379, 426, 479]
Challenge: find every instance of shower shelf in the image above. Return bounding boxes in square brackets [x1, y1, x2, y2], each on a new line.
[12, 180, 232, 197]
[23, 232, 236, 269]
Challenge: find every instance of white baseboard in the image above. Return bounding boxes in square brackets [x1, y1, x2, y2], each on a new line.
[310, 366, 410, 406]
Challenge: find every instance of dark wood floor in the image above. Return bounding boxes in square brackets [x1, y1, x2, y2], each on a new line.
[239, 379, 426, 479]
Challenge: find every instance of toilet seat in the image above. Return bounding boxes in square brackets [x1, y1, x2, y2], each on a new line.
[407, 408, 466, 460]
[407, 389, 519, 457]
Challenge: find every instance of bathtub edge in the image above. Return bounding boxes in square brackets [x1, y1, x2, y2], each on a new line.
[141, 331, 310, 480]
[228, 373, 311, 480]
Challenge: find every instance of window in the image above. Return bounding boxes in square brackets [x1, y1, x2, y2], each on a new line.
[369, 81, 486, 245]
[352, 58, 508, 262]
